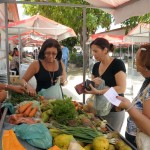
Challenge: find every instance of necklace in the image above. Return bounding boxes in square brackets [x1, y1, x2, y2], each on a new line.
[49, 71, 55, 85]
[45, 60, 55, 85]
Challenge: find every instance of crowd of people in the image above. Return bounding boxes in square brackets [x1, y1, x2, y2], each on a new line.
[1, 37, 150, 149]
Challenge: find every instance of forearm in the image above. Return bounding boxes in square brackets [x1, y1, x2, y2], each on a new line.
[20, 79, 33, 90]
[128, 107, 150, 136]
[0, 83, 14, 91]
[0, 90, 7, 102]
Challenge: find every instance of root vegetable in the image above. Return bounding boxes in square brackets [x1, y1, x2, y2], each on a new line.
[18, 102, 32, 113]
[29, 107, 38, 117]
[23, 106, 32, 117]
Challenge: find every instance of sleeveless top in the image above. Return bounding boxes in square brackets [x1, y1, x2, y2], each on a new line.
[34, 60, 63, 92]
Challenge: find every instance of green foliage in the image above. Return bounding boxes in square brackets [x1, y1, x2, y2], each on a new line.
[60, 37, 78, 53]
[121, 12, 150, 34]
[52, 97, 77, 125]
[22, 0, 112, 46]
[76, 54, 83, 67]
[69, 52, 77, 64]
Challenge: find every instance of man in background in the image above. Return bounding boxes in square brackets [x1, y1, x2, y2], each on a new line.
[61, 45, 69, 72]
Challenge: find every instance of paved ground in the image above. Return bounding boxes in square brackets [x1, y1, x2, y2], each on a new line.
[62, 63, 144, 137]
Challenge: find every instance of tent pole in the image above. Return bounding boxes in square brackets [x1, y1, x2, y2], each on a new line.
[4, 2, 10, 84]
[18, 29, 21, 75]
[82, 7, 87, 104]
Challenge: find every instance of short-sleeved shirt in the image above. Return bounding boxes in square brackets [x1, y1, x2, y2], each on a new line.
[92, 58, 126, 88]
[126, 83, 150, 136]
[62, 47, 69, 59]
[34, 60, 63, 92]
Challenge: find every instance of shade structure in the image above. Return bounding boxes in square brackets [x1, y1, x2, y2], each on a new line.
[87, 33, 124, 44]
[85, 0, 150, 24]
[124, 23, 150, 43]
[8, 30, 50, 47]
[0, 14, 76, 42]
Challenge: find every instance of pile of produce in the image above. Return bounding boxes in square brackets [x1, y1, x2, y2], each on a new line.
[3, 94, 133, 150]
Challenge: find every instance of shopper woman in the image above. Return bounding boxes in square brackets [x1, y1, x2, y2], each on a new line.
[85, 38, 126, 132]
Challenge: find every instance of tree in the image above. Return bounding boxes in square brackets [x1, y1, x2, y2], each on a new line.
[23, 0, 112, 46]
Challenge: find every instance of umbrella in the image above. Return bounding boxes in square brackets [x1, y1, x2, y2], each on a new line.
[85, 0, 150, 24]
[124, 23, 150, 43]
[0, 14, 76, 41]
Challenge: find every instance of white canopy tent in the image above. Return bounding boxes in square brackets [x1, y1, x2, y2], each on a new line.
[124, 23, 150, 43]
[85, 0, 150, 24]
[0, 14, 76, 42]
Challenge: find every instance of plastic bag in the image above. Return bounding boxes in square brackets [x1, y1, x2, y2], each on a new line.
[38, 78, 63, 100]
[13, 123, 52, 149]
[94, 80, 112, 116]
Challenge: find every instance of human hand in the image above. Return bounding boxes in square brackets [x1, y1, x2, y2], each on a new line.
[117, 96, 131, 110]
[25, 85, 36, 97]
[92, 77, 103, 87]
[84, 84, 99, 94]
[12, 85, 26, 94]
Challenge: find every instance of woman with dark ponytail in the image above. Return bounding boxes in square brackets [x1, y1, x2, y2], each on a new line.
[85, 38, 126, 132]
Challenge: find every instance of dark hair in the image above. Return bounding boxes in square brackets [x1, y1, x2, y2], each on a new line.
[38, 38, 62, 60]
[90, 38, 114, 52]
[140, 44, 150, 70]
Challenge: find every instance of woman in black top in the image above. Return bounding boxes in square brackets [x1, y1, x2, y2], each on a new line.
[21, 38, 66, 97]
[85, 38, 126, 132]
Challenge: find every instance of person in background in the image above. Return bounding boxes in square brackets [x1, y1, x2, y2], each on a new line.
[85, 38, 126, 132]
[0, 83, 25, 102]
[118, 44, 150, 148]
[10, 47, 19, 75]
[61, 45, 69, 72]
[20, 38, 66, 97]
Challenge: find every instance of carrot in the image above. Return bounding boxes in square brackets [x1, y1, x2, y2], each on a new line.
[48, 145, 60, 150]
[23, 106, 32, 117]
[28, 107, 38, 117]
[18, 102, 32, 113]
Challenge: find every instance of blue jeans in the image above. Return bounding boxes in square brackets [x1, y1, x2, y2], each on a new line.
[62, 58, 68, 72]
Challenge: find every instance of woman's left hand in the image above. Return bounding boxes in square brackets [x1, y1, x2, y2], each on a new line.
[92, 77, 103, 87]
[84, 84, 99, 94]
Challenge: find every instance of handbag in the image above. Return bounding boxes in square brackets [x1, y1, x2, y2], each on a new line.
[136, 131, 150, 150]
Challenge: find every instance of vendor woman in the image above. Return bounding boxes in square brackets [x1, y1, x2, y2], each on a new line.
[20, 38, 66, 97]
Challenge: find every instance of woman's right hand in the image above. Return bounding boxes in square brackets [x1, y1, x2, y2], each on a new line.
[25, 85, 36, 97]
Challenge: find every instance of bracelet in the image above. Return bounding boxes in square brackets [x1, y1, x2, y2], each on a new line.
[126, 104, 134, 112]
[5, 84, 8, 90]
[23, 82, 28, 88]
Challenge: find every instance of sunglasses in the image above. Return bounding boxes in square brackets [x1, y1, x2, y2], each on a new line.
[44, 52, 57, 56]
